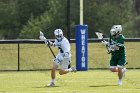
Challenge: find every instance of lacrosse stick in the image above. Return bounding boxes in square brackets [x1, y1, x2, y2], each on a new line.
[39, 31, 56, 58]
[95, 32, 104, 40]
[95, 32, 111, 54]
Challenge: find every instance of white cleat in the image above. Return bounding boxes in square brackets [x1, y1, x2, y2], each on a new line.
[118, 80, 122, 86]
[47, 82, 55, 87]
[71, 66, 77, 72]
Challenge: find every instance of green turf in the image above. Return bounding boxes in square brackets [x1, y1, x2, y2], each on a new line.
[0, 70, 139, 93]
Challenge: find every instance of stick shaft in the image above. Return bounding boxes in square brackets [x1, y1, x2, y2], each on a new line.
[47, 43, 56, 58]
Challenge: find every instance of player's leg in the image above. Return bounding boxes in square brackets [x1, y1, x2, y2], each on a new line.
[59, 66, 77, 75]
[59, 58, 76, 75]
[117, 56, 127, 85]
[110, 66, 118, 72]
[110, 56, 123, 85]
[117, 65, 124, 85]
[109, 56, 118, 72]
[48, 63, 58, 86]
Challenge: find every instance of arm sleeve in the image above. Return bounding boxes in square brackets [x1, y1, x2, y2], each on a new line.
[61, 40, 70, 53]
[61, 39, 71, 58]
[116, 36, 125, 47]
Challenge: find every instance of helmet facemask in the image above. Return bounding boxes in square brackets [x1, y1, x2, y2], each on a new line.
[54, 29, 63, 41]
[110, 25, 122, 36]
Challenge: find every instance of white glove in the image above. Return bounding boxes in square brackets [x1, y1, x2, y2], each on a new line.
[101, 40, 109, 46]
[45, 40, 53, 46]
[106, 46, 111, 54]
[54, 56, 63, 65]
[109, 45, 116, 51]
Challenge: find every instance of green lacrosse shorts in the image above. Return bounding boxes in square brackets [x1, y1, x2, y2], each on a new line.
[110, 53, 126, 67]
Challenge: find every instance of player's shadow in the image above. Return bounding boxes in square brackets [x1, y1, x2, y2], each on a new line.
[33, 85, 60, 88]
[89, 84, 117, 87]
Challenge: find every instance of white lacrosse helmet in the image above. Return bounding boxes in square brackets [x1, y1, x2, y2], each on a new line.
[54, 29, 63, 40]
[110, 25, 122, 36]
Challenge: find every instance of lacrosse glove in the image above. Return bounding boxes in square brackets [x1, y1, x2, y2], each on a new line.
[101, 40, 110, 46]
[54, 56, 63, 65]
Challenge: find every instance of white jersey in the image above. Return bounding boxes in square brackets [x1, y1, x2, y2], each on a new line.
[54, 37, 71, 57]
[52, 37, 71, 69]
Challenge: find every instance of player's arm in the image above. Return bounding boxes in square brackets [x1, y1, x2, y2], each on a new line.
[110, 36, 125, 51]
[53, 41, 70, 64]
[61, 40, 71, 58]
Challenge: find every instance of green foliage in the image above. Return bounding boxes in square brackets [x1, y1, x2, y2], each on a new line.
[0, 0, 20, 39]
[84, 0, 135, 38]
[16, 0, 49, 25]
[0, 0, 140, 39]
[19, 12, 53, 39]
[19, 0, 67, 39]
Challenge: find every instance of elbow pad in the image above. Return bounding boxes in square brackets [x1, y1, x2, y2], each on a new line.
[63, 52, 70, 58]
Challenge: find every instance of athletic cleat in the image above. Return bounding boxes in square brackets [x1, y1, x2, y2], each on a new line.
[47, 82, 55, 87]
[118, 80, 122, 86]
[122, 68, 127, 78]
[71, 66, 77, 72]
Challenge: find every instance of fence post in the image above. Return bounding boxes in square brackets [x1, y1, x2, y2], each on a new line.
[18, 43, 20, 71]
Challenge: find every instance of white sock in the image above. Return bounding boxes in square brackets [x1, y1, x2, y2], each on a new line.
[51, 79, 55, 83]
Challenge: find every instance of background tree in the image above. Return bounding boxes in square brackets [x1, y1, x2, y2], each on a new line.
[19, 0, 67, 39]
[0, 0, 140, 39]
[0, 0, 19, 39]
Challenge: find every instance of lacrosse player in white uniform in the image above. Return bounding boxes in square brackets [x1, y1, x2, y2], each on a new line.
[40, 29, 76, 87]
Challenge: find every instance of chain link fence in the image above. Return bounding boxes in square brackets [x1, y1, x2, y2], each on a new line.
[0, 39, 140, 71]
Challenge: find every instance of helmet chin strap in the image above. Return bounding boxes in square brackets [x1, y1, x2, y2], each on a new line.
[56, 36, 64, 42]
[113, 32, 120, 37]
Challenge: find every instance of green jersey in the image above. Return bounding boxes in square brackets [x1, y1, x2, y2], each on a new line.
[111, 34, 125, 55]
[109, 34, 126, 66]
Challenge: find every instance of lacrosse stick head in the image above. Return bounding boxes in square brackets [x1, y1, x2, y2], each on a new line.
[39, 31, 46, 40]
[40, 31, 44, 36]
[95, 32, 103, 39]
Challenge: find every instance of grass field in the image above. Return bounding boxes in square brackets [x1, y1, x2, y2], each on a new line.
[0, 70, 140, 93]
[0, 42, 140, 93]
[0, 42, 140, 70]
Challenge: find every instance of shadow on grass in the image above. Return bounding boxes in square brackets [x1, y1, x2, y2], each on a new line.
[89, 84, 117, 87]
[33, 85, 60, 88]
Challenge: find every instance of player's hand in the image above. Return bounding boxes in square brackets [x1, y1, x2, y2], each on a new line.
[106, 46, 111, 54]
[110, 45, 119, 51]
[53, 56, 63, 65]
[109, 45, 116, 51]
[46, 40, 53, 46]
[101, 40, 109, 46]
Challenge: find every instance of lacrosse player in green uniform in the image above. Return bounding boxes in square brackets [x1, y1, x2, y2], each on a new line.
[102, 25, 127, 85]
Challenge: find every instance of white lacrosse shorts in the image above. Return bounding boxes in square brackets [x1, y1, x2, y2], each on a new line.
[54, 53, 71, 70]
